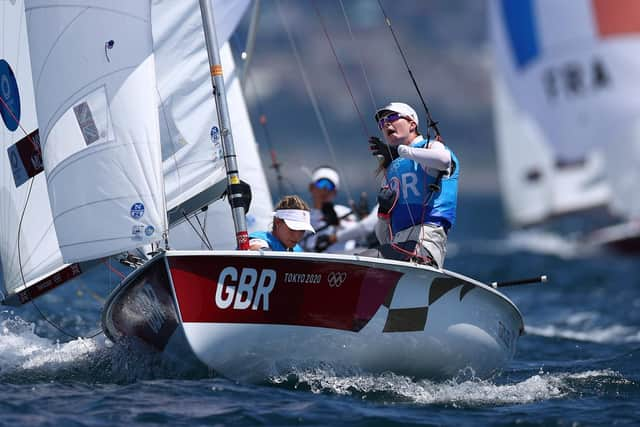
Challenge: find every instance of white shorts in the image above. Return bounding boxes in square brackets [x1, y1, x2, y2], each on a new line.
[391, 223, 448, 268]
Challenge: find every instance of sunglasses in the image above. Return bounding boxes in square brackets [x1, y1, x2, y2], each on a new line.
[314, 178, 336, 191]
[377, 113, 405, 129]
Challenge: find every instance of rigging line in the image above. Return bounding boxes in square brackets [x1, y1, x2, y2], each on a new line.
[29, 297, 103, 339]
[3, 95, 97, 340]
[376, 0, 440, 138]
[246, 72, 300, 197]
[337, 0, 379, 111]
[0, 94, 36, 145]
[256, 98, 286, 197]
[312, 0, 370, 137]
[193, 210, 213, 249]
[103, 258, 125, 279]
[233, 34, 289, 199]
[276, 0, 354, 203]
[182, 211, 212, 249]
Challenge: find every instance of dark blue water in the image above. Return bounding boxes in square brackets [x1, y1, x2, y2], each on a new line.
[2, 194, 638, 426]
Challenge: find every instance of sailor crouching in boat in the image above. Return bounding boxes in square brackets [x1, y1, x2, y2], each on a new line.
[249, 195, 315, 251]
[366, 102, 459, 268]
[303, 166, 358, 253]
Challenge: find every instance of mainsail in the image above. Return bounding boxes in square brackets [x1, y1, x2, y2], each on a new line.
[151, 0, 273, 249]
[153, 0, 250, 220]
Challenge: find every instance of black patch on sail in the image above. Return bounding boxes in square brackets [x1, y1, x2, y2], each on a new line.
[74, 101, 100, 145]
[383, 307, 428, 332]
[7, 129, 43, 186]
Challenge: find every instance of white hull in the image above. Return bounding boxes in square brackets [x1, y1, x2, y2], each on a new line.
[102, 250, 523, 382]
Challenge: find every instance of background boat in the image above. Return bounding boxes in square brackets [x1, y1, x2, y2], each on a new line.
[1, 1, 638, 424]
[489, 0, 640, 255]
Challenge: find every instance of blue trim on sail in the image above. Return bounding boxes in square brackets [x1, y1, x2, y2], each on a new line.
[500, 0, 539, 69]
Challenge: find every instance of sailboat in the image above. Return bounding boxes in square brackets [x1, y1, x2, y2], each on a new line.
[0, 0, 270, 307]
[489, 0, 640, 254]
[3, 0, 525, 382]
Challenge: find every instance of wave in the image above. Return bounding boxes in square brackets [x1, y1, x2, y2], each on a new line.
[269, 366, 630, 407]
[0, 312, 207, 383]
[526, 324, 640, 344]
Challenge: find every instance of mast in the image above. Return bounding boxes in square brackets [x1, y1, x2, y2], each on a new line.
[199, 0, 250, 250]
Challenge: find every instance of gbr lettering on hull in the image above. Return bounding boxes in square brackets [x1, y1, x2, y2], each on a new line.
[215, 267, 276, 311]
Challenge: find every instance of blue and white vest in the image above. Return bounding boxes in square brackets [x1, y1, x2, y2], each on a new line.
[385, 138, 459, 234]
[249, 231, 304, 252]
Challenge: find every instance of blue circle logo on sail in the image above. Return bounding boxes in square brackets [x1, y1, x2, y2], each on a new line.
[210, 125, 220, 141]
[130, 202, 145, 219]
[144, 225, 155, 236]
[0, 59, 21, 131]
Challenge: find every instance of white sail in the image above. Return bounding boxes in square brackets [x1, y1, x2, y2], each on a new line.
[0, 0, 65, 295]
[152, 0, 273, 249]
[489, 0, 613, 227]
[25, 1, 166, 263]
[153, 0, 251, 219]
[491, 0, 640, 162]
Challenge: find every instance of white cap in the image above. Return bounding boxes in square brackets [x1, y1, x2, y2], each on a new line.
[311, 166, 340, 191]
[274, 209, 315, 233]
[374, 102, 419, 127]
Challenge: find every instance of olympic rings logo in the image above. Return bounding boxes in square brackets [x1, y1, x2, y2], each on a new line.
[328, 272, 347, 288]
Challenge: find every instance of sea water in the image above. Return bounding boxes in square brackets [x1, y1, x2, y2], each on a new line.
[1, 194, 638, 426]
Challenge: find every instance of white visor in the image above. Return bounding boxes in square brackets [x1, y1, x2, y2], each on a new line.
[274, 209, 315, 233]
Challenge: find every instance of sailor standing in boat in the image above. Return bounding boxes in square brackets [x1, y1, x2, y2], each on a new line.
[369, 102, 459, 268]
[249, 195, 315, 251]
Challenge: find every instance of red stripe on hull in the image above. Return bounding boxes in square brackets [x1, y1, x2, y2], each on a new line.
[15, 263, 83, 304]
[604, 236, 640, 254]
[169, 256, 403, 332]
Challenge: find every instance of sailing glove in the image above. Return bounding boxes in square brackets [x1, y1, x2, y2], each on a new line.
[321, 202, 340, 226]
[369, 136, 399, 168]
[377, 187, 397, 220]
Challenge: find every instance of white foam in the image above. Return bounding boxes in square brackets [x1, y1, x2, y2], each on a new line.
[0, 313, 101, 375]
[272, 367, 628, 406]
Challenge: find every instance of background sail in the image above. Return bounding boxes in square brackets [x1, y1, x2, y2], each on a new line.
[489, 0, 612, 227]
[0, 0, 64, 295]
[493, 0, 640, 162]
[25, 1, 166, 263]
[152, 0, 273, 249]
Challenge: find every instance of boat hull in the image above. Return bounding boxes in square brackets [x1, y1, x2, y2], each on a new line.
[583, 221, 640, 254]
[102, 250, 524, 382]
